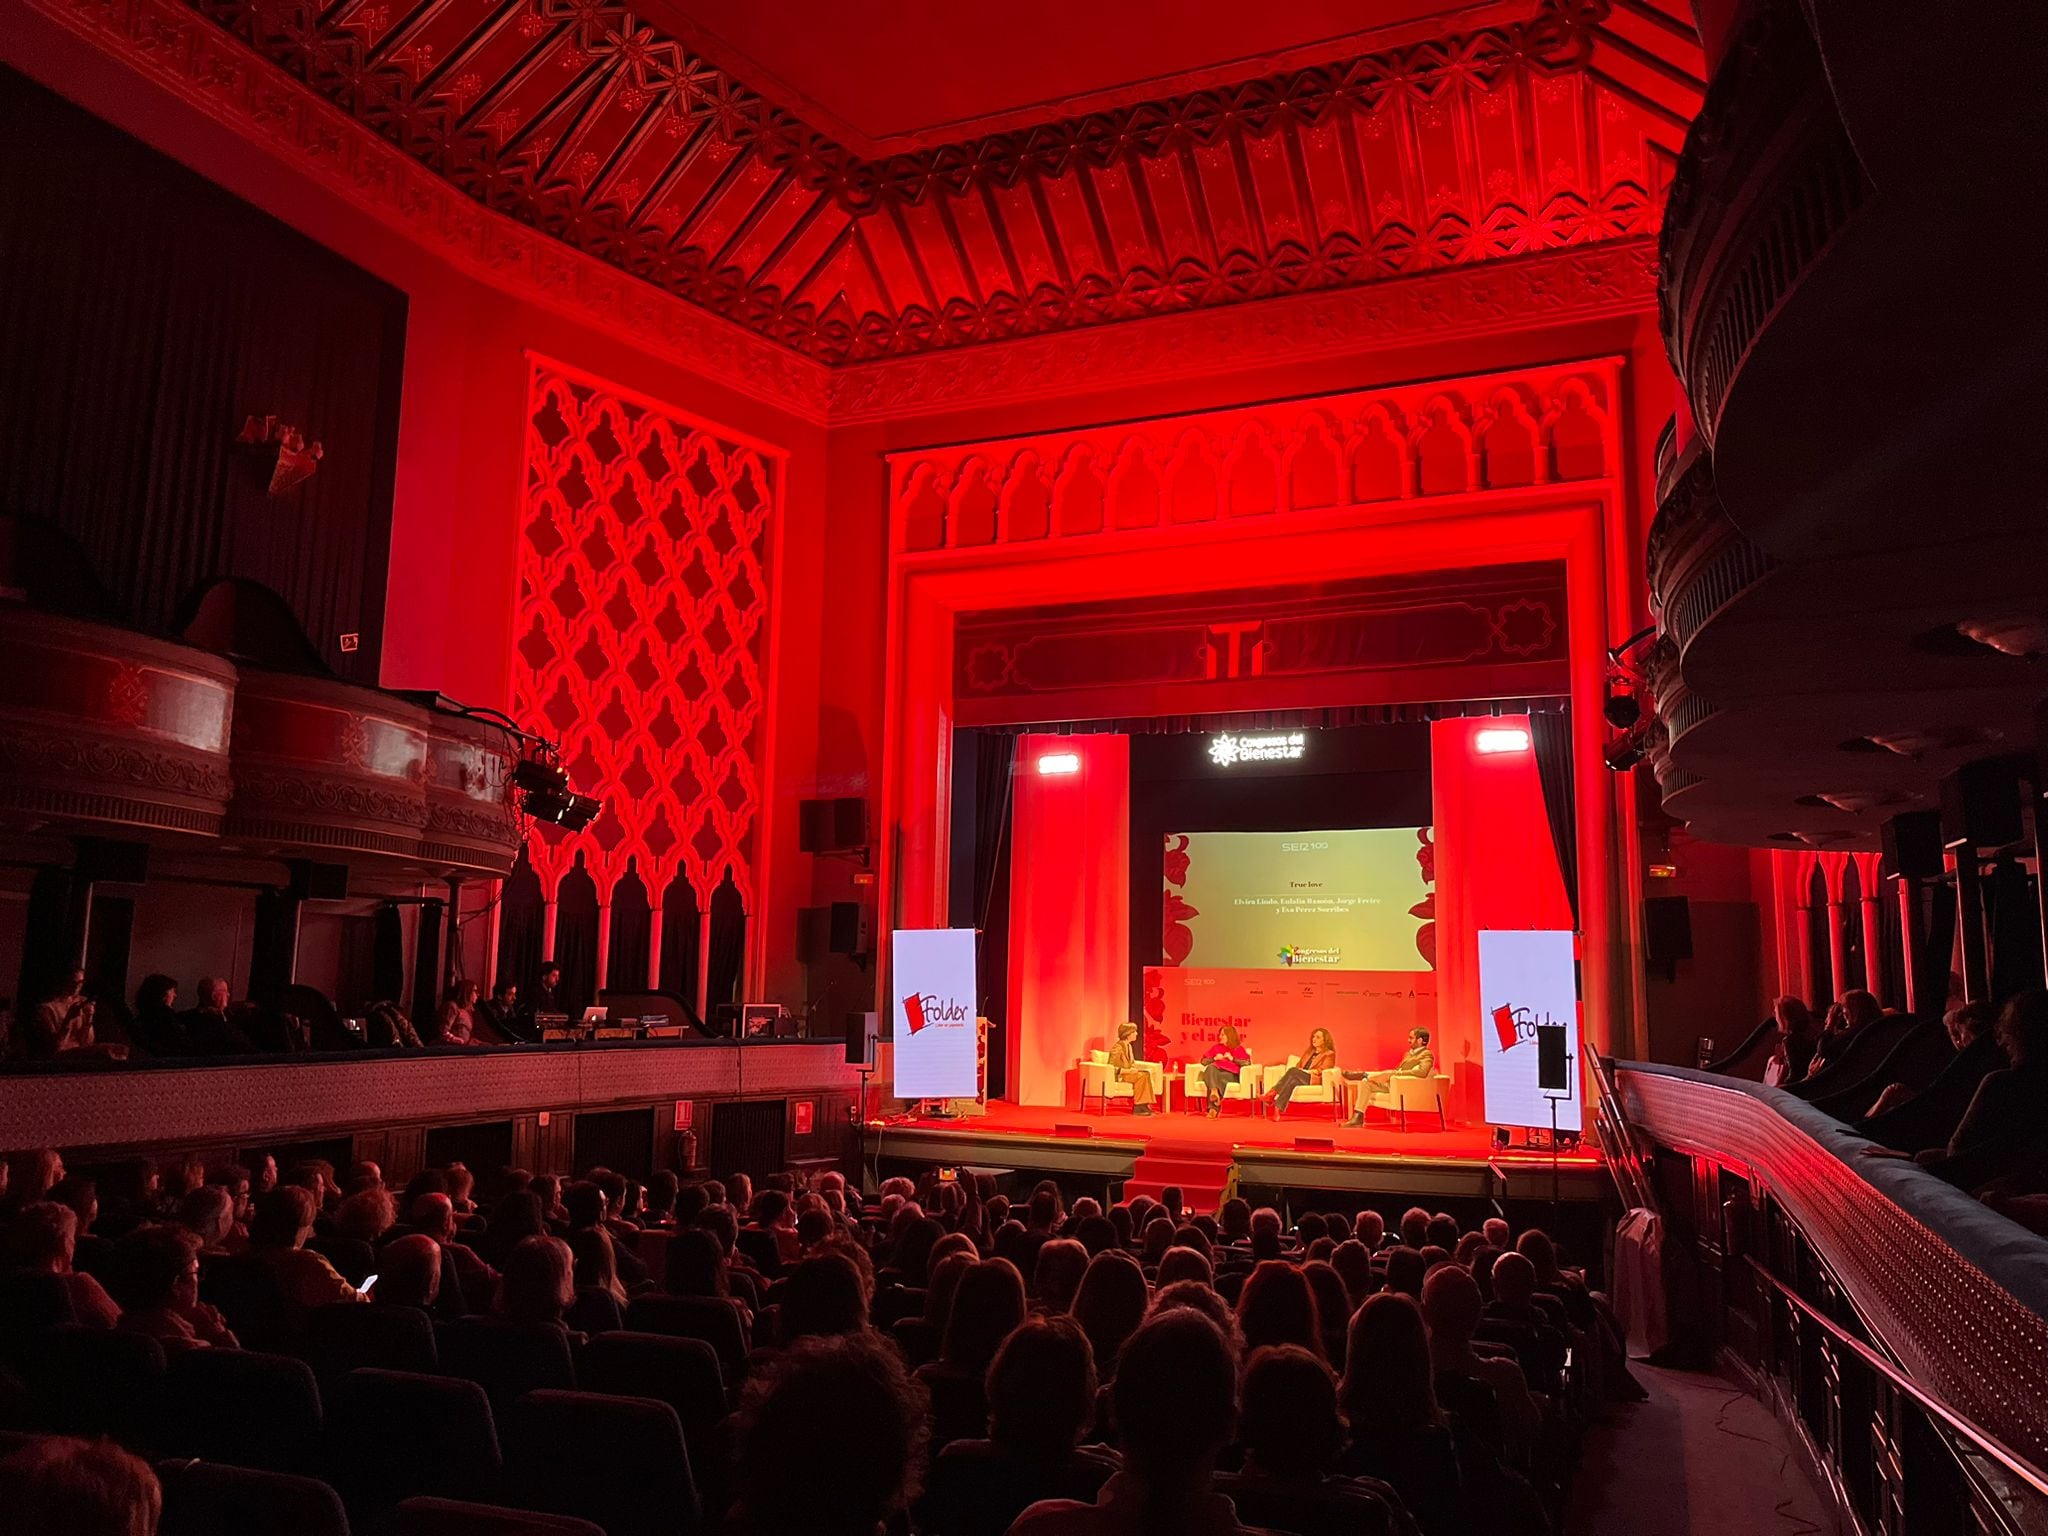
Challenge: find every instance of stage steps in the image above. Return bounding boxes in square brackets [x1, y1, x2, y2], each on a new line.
[1123, 1138, 1236, 1212]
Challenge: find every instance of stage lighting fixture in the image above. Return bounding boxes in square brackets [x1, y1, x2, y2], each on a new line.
[1036, 752, 1081, 775]
[1474, 727, 1531, 755]
[1603, 691, 1642, 730]
[1602, 734, 1645, 772]
[513, 751, 605, 830]
[513, 758, 568, 796]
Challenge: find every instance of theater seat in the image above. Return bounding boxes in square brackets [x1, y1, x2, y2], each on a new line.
[160, 1348, 322, 1472]
[394, 1495, 605, 1535]
[325, 1368, 501, 1520]
[563, 1287, 622, 1337]
[201, 1253, 296, 1354]
[0, 1270, 76, 1364]
[435, 1318, 577, 1410]
[502, 1389, 699, 1536]
[24, 1324, 164, 1446]
[890, 1315, 941, 1367]
[305, 1301, 437, 1383]
[577, 1331, 725, 1441]
[156, 1457, 350, 1536]
[624, 1294, 748, 1385]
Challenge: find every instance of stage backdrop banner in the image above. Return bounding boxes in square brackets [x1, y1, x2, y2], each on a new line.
[1147, 966, 1435, 1069]
[1477, 929, 1581, 1132]
[893, 928, 981, 1100]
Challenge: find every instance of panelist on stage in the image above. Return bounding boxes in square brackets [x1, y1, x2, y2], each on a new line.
[1109, 1021, 1157, 1115]
[1264, 1027, 1338, 1114]
[1342, 1027, 1436, 1127]
[1199, 1023, 1251, 1117]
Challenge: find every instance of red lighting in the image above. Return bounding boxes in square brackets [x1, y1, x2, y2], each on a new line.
[1475, 728, 1532, 755]
[1036, 752, 1081, 776]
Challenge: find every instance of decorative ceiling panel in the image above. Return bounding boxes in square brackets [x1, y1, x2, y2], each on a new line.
[181, 0, 1701, 363]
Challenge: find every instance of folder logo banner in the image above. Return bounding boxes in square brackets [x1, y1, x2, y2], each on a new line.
[892, 927, 979, 1099]
[1478, 929, 1581, 1132]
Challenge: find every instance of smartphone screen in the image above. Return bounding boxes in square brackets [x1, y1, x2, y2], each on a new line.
[360, 1273, 379, 1296]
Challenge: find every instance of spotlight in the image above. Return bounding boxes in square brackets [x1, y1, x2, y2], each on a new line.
[1474, 727, 1531, 755]
[513, 753, 604, 830]
[513, 759, 569, 797]
[1602, 691, 1642, 730]
[1036, 752, 1081, 776]
[1602, 733, 1645, 772]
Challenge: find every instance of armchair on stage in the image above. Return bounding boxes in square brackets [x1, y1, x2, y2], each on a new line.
[1181, 1059, 1263, 1111]
[1078, 1049, 1166, 1113]
[1365, 1070, 1454, 1131]
[1263, 1055, 1345, 1120]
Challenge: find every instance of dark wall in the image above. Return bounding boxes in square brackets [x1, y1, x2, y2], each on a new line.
[1127, 723, 1433, 1017]
[0, 68, 406, 682]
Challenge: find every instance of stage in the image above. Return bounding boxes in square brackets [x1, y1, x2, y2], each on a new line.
[868, 1096, 1609, 1214]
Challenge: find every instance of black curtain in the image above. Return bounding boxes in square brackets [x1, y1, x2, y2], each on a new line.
[1918, 876, 1959, 1017]
[706, 871, 747, 1015]
[555, 864, 601, 1014]
[1806, 866, 1832, 1008]
[1987, 859, 2043, 1000]
[496, 852, 545, 991]
[247, 887, 301, 1007]
[1839, 860, 1867, 992]
[659, 873, 702, 1007]
[1529, 708, 1580, 928]
[410, 899, 445, 1020]
[0, 69, 406, 683]
[606, 868, 653, 993]
[372, 903, 406, 1003]
[1877, 876, 1907, 1011]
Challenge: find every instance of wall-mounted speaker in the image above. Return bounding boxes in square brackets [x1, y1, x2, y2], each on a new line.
[1939, 756, 2027, 851]
[798, 902, 873, 962]
[1644, 895, 1693, 967]
[1880, 810, 1944, 881]
[798, 797, 868, 854]
[287, 860, 350, 902]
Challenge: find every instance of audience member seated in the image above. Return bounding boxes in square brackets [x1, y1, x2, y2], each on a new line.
[1071, 1250, 1149, 1383]
[376, 1232, 444, 1311]
[1423, 1262, 1540, 1460]
[779, 1248, 871, 1343]
[917, 1257, 1026, 1447]
[733, 1331, 926, 1536]
[182, 976, 253, 1055]
[924, 1315, 1118, 1536]
[414, 1192, 497, 1303]
[1481, 1251, 1568, 1395]
[1339, 1293, 1463, 1535]
[1867, 989, 2048, 1191]
[1032, 1237, 1088, 1313]
[0, 1434, 161, 1536]
[1799, 990, 1883, 1083]
[1861, 1000, 2004, 1149]
[472, 980, 523, 1044]
[499, 1233, 578, 1332]
[248, 1185, 363, 1314]
[1219, 1344, 1406, 1536]
[129, 974, 186, 1057]
[8, 1201, 121, 1327]
[1012, 1308, 1253, 1535]
[1763, 996, 1820, 1086]
[109, 1224, 238, 1348]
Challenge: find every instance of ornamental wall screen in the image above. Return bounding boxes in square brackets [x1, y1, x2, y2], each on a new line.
[513, 356, 779, 984]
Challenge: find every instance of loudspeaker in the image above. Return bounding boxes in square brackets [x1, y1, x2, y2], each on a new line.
[798, 797, 868, 854]
[1939, 756, 2026, 850]
[287, 860, 350, 901]
[1880, 810, 1944, 881]
[1644, 895, 1693, 967]
[797, 903, 874, 962]
[73, 837, 149, 885]
[1536, 1023, 1570, 1092]
[843, 1010, 878, 1067]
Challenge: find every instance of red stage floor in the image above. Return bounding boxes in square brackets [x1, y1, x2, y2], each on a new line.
[899, 1097, 1603, 1169]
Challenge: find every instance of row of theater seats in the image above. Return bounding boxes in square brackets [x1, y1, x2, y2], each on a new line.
[0, 1277, 737, 1535]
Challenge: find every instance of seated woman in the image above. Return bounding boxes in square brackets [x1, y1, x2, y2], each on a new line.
[1107, 1022, 1156, 1115]
[1343, 1028, 1436, 1128]
[111, 1226, 239, 1349]
[1199, 1024, 1252, 1118]
[1264, 1028, 1338, 1115]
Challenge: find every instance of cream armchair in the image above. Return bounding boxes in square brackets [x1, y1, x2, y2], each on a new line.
[1265, 1054, 1342, 1118]
[1078, 1049, 1164, 1113]
[1367, 1071, 1453, 1131]
[1183, 1059, 1261, 1110]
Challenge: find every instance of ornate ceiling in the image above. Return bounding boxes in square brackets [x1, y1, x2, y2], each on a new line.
[186, 0, 1701, 364]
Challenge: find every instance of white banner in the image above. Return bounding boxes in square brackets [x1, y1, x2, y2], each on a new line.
[891, 927, 980, 1100]
[1478, 929, 1582, 1132]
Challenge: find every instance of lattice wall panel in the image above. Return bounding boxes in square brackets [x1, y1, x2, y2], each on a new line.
[513, 360, 777, 910]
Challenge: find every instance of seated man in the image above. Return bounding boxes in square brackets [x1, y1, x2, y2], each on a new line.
[473, 980, 526, 1044]
[1343, 1028, 1436, 1127]
[1107, 1021, 1156, 1115]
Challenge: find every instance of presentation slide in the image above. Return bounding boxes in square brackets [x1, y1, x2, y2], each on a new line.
[1477, 928, 1582, 1132]
[891, 928, 980, 1100]
[1163, 827, 1433, 972]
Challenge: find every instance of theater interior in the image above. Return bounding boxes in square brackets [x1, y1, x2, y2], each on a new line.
[2, 1, 2045, 1532]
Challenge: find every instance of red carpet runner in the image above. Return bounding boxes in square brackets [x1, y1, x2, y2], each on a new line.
[1123, 1133, 1237, 1210]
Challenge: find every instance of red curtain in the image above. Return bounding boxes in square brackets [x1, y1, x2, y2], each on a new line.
[1006, 734, 1131, 1106]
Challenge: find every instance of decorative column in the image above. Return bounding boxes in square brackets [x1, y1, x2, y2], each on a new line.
[696, 908, 713, 1021]
[541, 895, 559, 964]
[1824, 858, 1851, 1003]
[594, 900, 612, 993]
[1859, 885, 1884, 1004]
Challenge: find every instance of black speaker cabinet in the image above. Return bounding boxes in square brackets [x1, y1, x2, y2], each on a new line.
[1880, 810, 1944, 881]
[798, 796, 869, 854]
[1644, 895, 1693, 967]
[1939, 756, 2026, 851]
[1536, 1022, 1570, 1092]
[843, 1010, 878, 1066]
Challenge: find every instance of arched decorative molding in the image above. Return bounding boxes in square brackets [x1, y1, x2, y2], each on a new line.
[890, 361, 1626, 555]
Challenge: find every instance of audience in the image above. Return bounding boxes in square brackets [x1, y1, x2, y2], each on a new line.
[0, 1146, 1642, 1536]
[0, 1435, 161, 1536]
